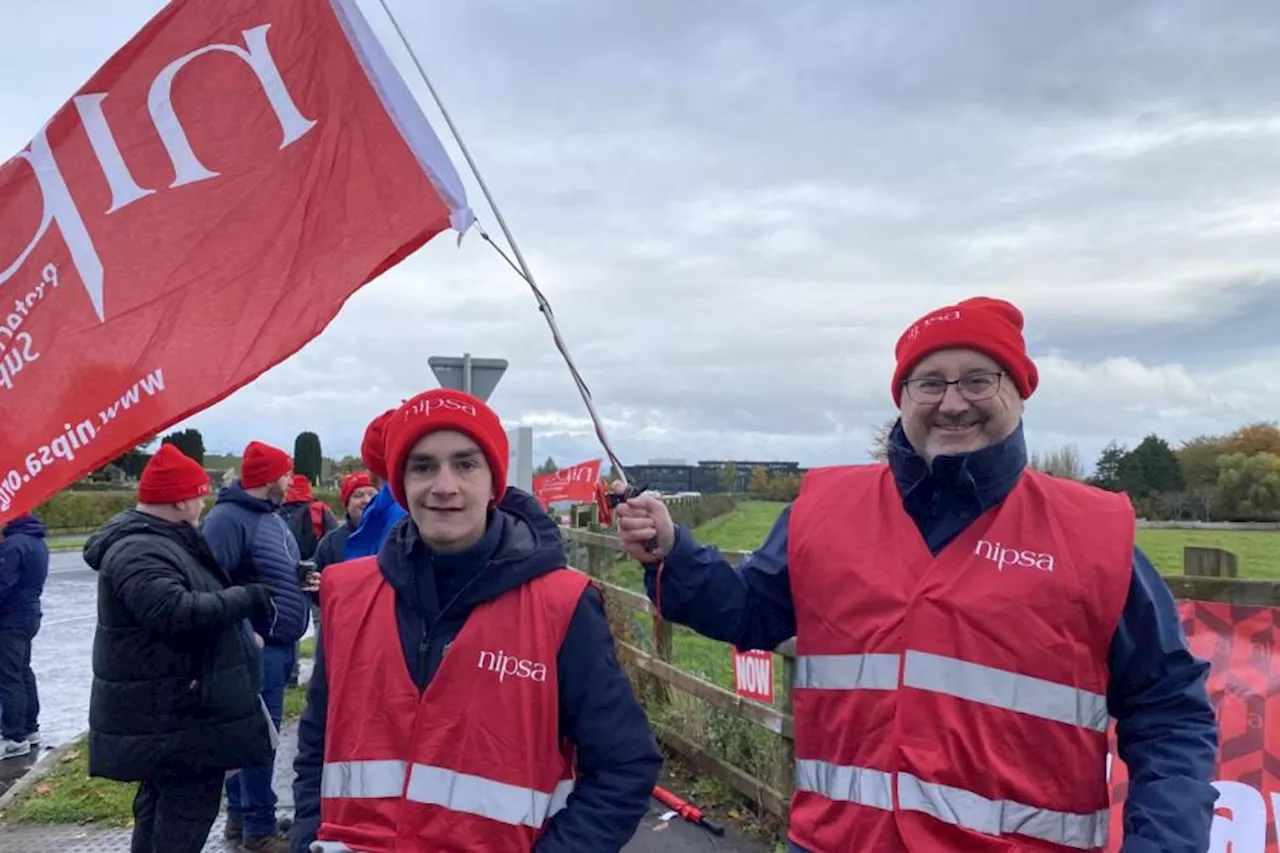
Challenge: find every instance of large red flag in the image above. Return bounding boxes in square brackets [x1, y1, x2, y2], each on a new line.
[0, 0, 472, 523]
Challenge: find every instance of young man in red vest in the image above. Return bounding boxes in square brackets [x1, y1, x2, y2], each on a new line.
[291, 389, 661, 853]
[613, 297, 1219, 853]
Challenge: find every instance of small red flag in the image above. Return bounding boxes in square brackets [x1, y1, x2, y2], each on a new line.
[533, 459, 603, 508]
[0, 0, 472, 522]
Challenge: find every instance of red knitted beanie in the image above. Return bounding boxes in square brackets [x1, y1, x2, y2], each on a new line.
[891, 296, 1038, 404]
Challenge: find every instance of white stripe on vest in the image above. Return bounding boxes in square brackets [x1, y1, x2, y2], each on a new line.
[321, 759, 574, 829]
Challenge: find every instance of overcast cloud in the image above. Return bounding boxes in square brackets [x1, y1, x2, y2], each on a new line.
[3, 0, 1278, 474]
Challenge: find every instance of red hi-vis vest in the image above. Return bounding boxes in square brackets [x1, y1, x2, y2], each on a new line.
[315, 557, 589, 853]
[787, 466, 1133, 853]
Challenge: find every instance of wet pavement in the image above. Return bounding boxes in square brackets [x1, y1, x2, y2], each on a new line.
[0, 551, 772, 851]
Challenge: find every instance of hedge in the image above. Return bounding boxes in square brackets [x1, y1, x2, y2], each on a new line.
[33, 488, 345, 532]
[31, 488, 724, 533]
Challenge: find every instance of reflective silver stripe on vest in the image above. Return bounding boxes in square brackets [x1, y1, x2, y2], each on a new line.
[321, 759, 408, 800]
[405, 764, 574, 828]
[321, 760, 573, 829]
[309, 843, 362, 852]
[793, 654, 900, 690]
[794, 759, 893, 811]
[902, 651, 1109, 732]
[897, 772, 1109, 850]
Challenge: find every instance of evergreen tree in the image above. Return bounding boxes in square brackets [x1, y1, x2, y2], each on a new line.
[1088, 441, 1127, 491]
[294, 432, 323, 484]
[161, 428, 205, 465]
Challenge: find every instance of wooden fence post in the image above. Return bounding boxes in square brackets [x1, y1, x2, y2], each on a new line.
[779, 646, 797, 808]
[1183, 547, 1239, 578]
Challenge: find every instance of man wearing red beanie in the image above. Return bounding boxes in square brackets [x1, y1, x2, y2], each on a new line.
[83, 443, 277, 853]
[308, 472, 378, 648]
[613, 297, 1218, 853]
[203, 441, 308, 851]
[292, 389, 660, 853]
[343, 409, 408, 560]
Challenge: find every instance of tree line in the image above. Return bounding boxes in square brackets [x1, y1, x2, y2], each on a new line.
[87, 429, 331, 486]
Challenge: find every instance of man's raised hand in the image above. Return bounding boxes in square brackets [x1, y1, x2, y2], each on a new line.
[609, 481, 676, 562]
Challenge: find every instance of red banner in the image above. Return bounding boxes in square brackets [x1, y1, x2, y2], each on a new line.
[533, 459, 602, 507]
[0, 0, 472, 523]
[733, 649, 774, 704]
[1108, 600, 1280, 851]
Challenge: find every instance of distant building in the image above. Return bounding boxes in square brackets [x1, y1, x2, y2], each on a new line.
[625, 459, 803, 494]
[626, 464, 695, 494]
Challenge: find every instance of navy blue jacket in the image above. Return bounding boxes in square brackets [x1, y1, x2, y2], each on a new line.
[0, 514, 49, 630]
[292, 488, 661, 853]
[201, 482, 308, 645]
[648, 422, 1218, 853]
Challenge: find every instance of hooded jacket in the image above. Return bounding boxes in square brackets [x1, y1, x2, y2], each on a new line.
[292, 488, 661, 853]
[0, 514, 49, 630]
[645, 422, 1219, 853]
[201, 481, 308, 645]
[342, 482, 406, 560]
[83, 510, 274, 781]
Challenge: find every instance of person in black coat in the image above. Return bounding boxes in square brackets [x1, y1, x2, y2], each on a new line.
[83, 445, 277, 853]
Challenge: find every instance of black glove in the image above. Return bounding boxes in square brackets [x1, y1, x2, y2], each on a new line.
[245, 583, 275, 624]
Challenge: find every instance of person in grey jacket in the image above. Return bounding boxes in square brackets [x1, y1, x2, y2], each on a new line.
[202, 440, 307, 853]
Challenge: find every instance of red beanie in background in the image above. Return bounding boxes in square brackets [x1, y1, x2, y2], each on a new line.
[891, 296, 1039, 405]
[340, 472, 373, 508]
[241, 441, 293, 489]
[361, 409, 395, 481]
[285, 474, 314, 503]
[139, 443, 211, 504]
[382, 390, 509, 509]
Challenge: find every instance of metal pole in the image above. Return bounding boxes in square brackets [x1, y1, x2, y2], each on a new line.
[462, 351, 472, 395]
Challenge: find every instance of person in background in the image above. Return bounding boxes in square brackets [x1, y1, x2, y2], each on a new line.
[0, 512, 49, 759]
[291, 389, 661, 853]
[280, 474, 338, 563]
[307, 471, 377, 646]
[83, 444, 276, 853]
[278, 474, 337, 687]
[342, 409, 408, 560]
[203, 440, 309, 853]
[614, 296, 1219, 853]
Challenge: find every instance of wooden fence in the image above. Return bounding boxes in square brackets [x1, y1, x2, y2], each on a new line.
[561, 526, 1280, 824]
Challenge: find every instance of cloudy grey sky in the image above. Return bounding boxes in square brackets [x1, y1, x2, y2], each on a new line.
[4, 0, 1278, 474]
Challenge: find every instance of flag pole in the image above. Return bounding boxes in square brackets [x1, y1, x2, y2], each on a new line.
[372, 0, 634, 489]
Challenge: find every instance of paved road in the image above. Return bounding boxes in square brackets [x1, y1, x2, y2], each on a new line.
[1, 552, 772, 851]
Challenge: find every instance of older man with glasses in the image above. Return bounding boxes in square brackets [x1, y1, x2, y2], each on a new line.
[612, 296, 1219, 853]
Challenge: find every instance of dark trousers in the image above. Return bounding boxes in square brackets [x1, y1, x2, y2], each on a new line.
[226, 641, 291, 838]
[0, 621, 39, 740]
[130, 764, 225, 853]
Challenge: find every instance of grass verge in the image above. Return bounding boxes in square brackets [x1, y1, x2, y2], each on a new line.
[3, 684, 308, 828]
[2, 744, 135, 828]
[47, 535, 89, 553]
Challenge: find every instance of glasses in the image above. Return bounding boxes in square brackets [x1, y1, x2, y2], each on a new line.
[901, 371, 1004, 404]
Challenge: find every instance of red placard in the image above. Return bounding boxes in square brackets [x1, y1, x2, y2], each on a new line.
[0, 0, 472, 523]
[1108, 600, 1280, 851]
[533, 459, 602, 508]
[733, 649, 774, 704]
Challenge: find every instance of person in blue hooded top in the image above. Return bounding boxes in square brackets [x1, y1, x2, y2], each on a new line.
[342, 408, 408, 560]
[613, 296, 1219, 853]
[0, 511, 49, 759]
